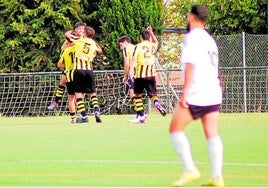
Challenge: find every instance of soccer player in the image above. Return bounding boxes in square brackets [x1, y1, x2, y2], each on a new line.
[47, 22, 86, 110]
[129, 26, 167, 124]
[65, 26, 102, 123]
[117, 36, 136, 115]
[169, 5, 224, 187]
[57, 39, 76, 123]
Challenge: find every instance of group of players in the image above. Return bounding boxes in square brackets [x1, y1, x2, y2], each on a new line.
[47, 4, 225, 187]
[47, 22, 167, 124]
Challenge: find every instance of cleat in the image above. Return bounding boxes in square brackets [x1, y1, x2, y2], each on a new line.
[155, 102, 167, 116]
[139, 115, 147, 124]
[127, 115, 139, 123]
[201, 176, 224, 187]
[173, 168, 200, 187]
[70, 118, 76, 124]
[76, 117, 89, 124]
[128, 114, 146, 124]
[47, 101, 58, 111]
[95, 112, 102, 123]
[128, 117, 140, 123]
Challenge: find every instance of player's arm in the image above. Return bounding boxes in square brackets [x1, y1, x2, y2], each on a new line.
[65, 30, 79, 41]
[180, 63, 195, 108]
[147, 26, 158, 45]
[123, 48, 130, 83]
[95, 43, 102, 54]
[57, 60, 65, 70]
[57, 50, 65, 70]
[129, 46, 138, 79]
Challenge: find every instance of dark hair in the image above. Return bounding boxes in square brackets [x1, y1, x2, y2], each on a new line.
[117, 36, 131, 45]
[190, 5, 208, 22]
[140, 30, 150, 40]
[74, 22, 86, 29]
[85, 26, 95, 38]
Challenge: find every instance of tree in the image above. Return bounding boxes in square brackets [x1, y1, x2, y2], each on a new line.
[96, 0, 166, 69]
[202, 0, 267, 34]
[165, 0, 267, 35]
[0, 0, 83, 72]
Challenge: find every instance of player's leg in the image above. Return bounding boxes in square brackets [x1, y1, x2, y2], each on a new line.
[146, 77, 167, 116]
[48, 73, 67, 110]
[200, 109, 224, 187]
[73, 70, 88, 123]
[127, 78, 136, 111]
[169, 103, 200, 186]
[75, 92, 88, 123]
[68, 94, 76, 123]
[66, 80, 76, 124]
[89, 93, 102, 123]
[128, 78, 146, 123]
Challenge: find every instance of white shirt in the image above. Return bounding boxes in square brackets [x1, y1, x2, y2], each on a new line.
[181, 28, 222, 106]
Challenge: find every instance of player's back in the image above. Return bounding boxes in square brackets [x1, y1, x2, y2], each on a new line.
[61, 45, 75, 71]
[73, 38, 98, 70]
[135, 41, 157, 78]
[125, 44, 135, 63]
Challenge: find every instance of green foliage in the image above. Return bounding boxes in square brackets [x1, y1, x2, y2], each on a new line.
[0, 0, 82, 73]
[202, 0, 267, 34]
[166, 0, 267, 35]
[97, 0, 165, 69]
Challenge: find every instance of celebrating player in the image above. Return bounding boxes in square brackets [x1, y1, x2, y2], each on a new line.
[117, 36, 136, 117]
[65, 26, 103, 123]
[47, 22, 86, 111]
[129, 26, 167, 124]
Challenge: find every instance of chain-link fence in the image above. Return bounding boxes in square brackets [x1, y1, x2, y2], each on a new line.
[157, 32, 268, 113]
[0, 33, 267, 116]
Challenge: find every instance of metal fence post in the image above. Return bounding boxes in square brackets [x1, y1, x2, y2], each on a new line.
[242, 32, 247, 113]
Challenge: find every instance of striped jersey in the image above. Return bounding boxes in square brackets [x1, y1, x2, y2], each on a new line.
[59, 45, 75, 71]
[133, 40, 158, 78]
[73, 38, 100, 70]
[123, 44, 136, 73]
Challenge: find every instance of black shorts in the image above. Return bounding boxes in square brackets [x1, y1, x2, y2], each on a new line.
[189, 104, 221, 120]
[134, 77, 157, 98]
[66, 81, 75, 95]
[73, 69, 96, 93]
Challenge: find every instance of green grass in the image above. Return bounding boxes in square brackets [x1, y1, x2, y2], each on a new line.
[0, 113, 268, 187]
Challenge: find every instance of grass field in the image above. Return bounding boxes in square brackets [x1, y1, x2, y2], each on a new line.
[0, 113, 268, 187]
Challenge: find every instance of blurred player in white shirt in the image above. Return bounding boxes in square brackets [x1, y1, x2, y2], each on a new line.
[169, 4, 224, 187]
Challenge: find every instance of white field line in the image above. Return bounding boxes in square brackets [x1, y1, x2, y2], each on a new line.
[10, 159, 268, 167]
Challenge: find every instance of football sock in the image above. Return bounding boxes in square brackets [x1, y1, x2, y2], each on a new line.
[207, 135, 223, 179]
[91, 95, 99, 111]
[76, 98, 86, 118]
[151, 96, 159, 105]
[171, 131, 196, 171]
[135, 97, 144, 113]
[55, 85, 66, 103]
[70, 112, 76, 119]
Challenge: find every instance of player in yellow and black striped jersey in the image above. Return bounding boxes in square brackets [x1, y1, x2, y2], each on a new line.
[65, 26, 102, 123]
[117, 36, 136, 114]
[129, 26, 167, 123]
[57, 42, 77, 123]
[47, 22, 86, 112]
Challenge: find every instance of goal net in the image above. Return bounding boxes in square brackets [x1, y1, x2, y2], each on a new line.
[0, 70, 181, 117]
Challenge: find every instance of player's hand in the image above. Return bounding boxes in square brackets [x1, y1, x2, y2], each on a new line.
[65, 30, 78, 40]
[146, 25, 153, 33]
[129, 74, 135, 82]
[179, 93, 189, 108]
[123, 76, 127, 83]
